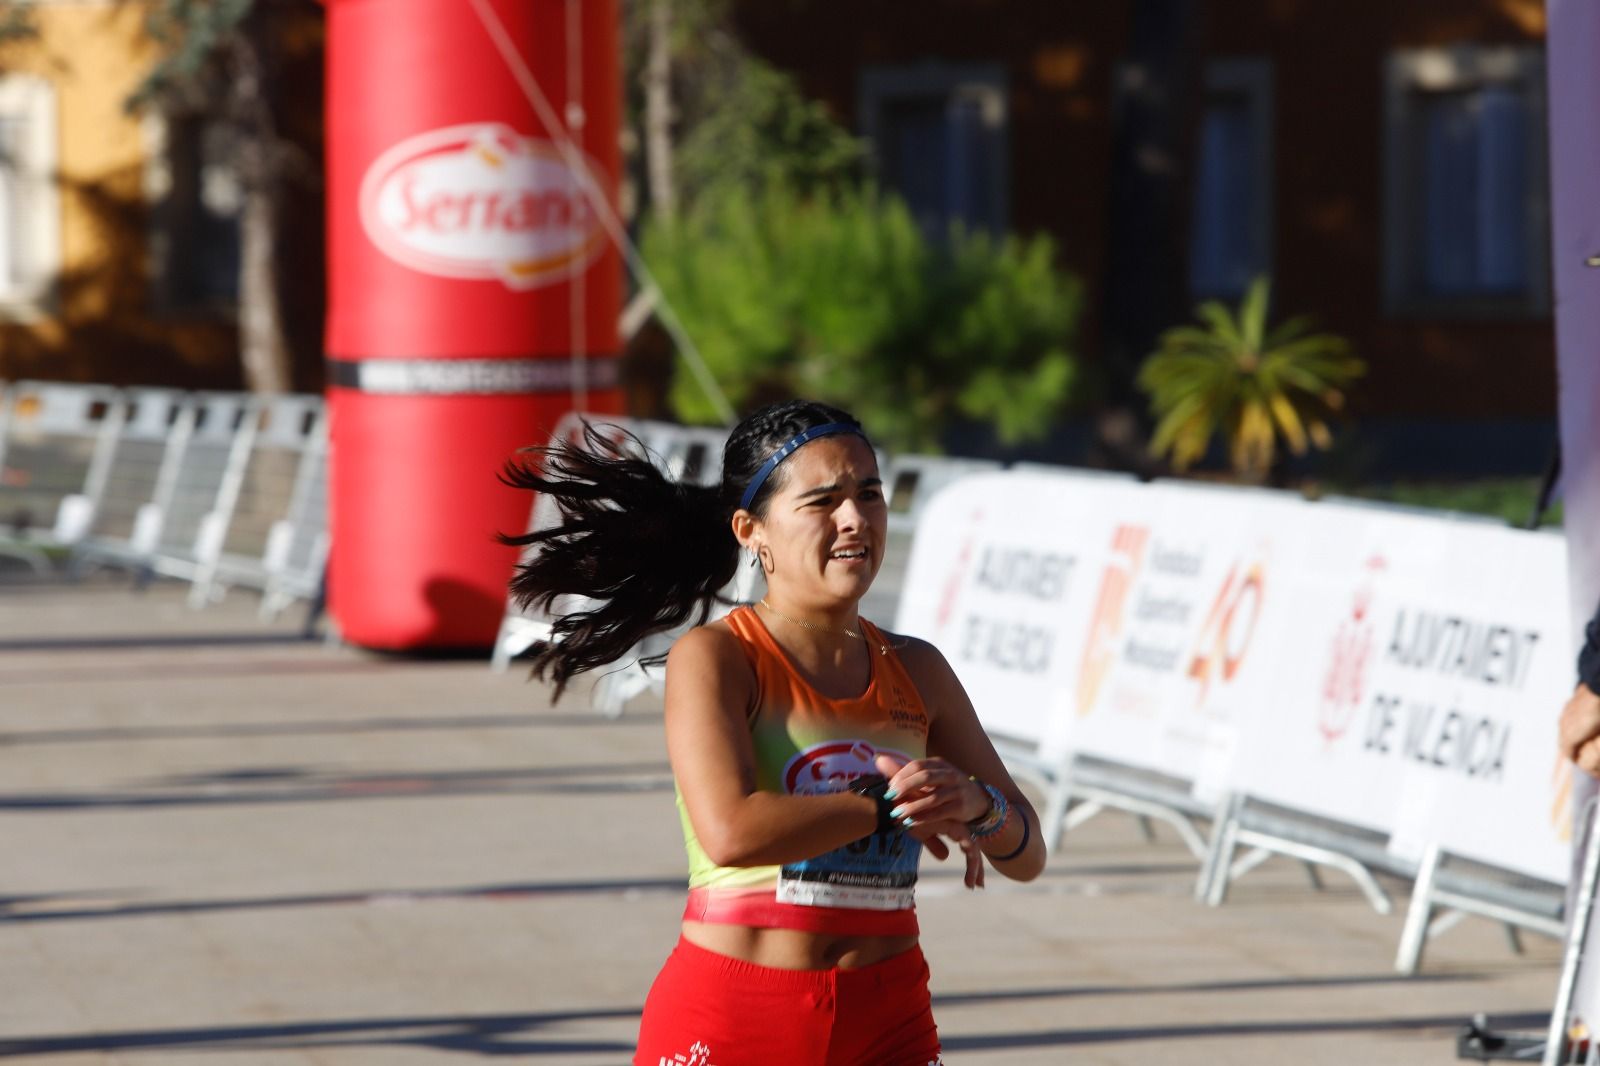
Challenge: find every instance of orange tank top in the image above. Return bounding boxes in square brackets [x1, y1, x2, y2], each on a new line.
[676, 605, 932, 936]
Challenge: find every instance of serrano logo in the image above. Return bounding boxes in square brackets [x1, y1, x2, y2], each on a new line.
[783, 740, 910, 796]
[1317, 555, 1384, 743]
[359, 123, 606, 290]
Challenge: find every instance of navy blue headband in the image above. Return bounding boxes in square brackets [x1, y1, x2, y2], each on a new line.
[738, 422, 865, 511]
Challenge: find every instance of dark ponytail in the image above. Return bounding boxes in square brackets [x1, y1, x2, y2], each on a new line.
[501, 400, 865, 694]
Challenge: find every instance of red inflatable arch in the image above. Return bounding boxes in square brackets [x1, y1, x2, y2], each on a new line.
[324, 0, 622, 648]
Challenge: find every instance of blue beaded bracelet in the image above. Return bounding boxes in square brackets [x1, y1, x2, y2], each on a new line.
[966, 780, 1009, 839]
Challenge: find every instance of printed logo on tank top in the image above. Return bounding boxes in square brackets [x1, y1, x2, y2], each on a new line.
[777, 740, 920, 911]
[887, 680, 930, 739]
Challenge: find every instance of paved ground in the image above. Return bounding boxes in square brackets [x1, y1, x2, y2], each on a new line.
[0, 572, 1564, 1065]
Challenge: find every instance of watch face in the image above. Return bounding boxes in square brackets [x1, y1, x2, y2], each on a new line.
[850, 773, 889, 798]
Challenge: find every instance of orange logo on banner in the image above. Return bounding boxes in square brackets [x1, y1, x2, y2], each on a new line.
[1076, 525, 1149, 715]
[1317, 555, 1385, 743]
[1553, 756, 1575, 844]
[934, 510, 983, 633]
[1187, 560, 1265, 704]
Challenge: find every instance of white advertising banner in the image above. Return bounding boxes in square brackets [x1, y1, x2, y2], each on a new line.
[897, 469, 1574, 885]
[893, 470, 1124, 752]
[1234, 505, 1573, 882]
[1048, 482, 1300, 801]
[1226, 502, 1438, 837]
[1423, 524, 1573, 881]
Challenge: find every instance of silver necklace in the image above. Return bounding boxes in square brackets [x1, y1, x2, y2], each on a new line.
[759, 599, 889, 655]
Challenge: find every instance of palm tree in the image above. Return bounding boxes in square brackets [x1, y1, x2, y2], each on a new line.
[1138, 277, 1364, 482]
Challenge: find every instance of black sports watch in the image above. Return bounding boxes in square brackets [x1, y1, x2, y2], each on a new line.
[849, 773, 897, 836]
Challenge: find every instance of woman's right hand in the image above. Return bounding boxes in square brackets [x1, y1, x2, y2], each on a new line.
[897, 810, 986, 889]
[1562, 683, 1600, 775]
[918, 825, 985, 889]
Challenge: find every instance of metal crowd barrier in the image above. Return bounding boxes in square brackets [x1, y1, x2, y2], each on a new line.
[231, 401, 330, 621]
[1198, 792, 1403, 915]
[998, 717, 1569, 988]
[166, 393, 327, 610]
[0, 380, 126, 571]
[140, 390, 255, 580]
[0, 380, 328, 622]
[69, 386, 191, 571]
[1457, 799, 1600, 1063]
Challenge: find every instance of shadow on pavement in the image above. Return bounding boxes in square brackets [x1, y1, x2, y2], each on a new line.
[0, 711, 655, 746]
[0, 759, 676, 810]
[0, 1010, 641, 1058]
[0, 632, 316, 652]
[2, 876, 689, 924]
[1, 1007, 1549, 1057]
[941, 1010, 1550, 1051]
[933, 969, 1480, 1007]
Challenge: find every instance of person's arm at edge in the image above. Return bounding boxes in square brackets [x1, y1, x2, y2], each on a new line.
[665, 625, 883, 868]
[897, 634, 1048, 882]
[1563, 598, 1600, 775]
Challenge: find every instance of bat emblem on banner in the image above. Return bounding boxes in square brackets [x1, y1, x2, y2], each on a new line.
[1318, 556, 1385, 742]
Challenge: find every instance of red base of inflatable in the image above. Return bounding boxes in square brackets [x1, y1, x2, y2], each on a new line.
[328, 387, 622, 650]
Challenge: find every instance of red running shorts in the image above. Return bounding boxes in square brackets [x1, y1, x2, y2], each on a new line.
[634, 936, 943, 1066]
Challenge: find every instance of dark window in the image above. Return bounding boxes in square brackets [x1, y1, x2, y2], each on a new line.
[150, 113, 241, 311]
[1416, 86, 1530, 297]
[1189, 60, 1273, 300]
[1384, 48, 1549, 317]
[861, 66, 1008, 240]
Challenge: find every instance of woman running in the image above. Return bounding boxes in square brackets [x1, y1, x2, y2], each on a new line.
[503, 399, 1045, 1066]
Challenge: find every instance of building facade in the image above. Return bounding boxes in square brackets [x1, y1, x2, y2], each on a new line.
[734, 0, 1556, 473]
[0, 0, 324, 392]
[0, 1, 1560, 473]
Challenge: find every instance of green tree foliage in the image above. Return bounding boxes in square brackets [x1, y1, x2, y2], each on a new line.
[674, 57, 864, 208]
[1138, 277, 1365, 481]
[135, 0, 256, 107]
[644, 182, 1082, 451]
[621, 0, 864, 215]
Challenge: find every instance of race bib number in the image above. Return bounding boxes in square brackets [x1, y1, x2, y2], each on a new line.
[777, 739, 922, 910]
[777, 829, 919, 910]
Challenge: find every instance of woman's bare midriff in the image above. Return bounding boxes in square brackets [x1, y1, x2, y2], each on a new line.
[682, 920, 918, 971]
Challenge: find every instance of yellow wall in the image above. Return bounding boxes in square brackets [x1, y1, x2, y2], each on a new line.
[0, 0, 237, 387]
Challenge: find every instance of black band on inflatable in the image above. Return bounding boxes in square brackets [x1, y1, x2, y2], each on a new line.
[327, 356, 621, 396]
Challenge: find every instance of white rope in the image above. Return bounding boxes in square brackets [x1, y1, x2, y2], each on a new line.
[563, 0, 587, 412]
[466, 0, 737, 427]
